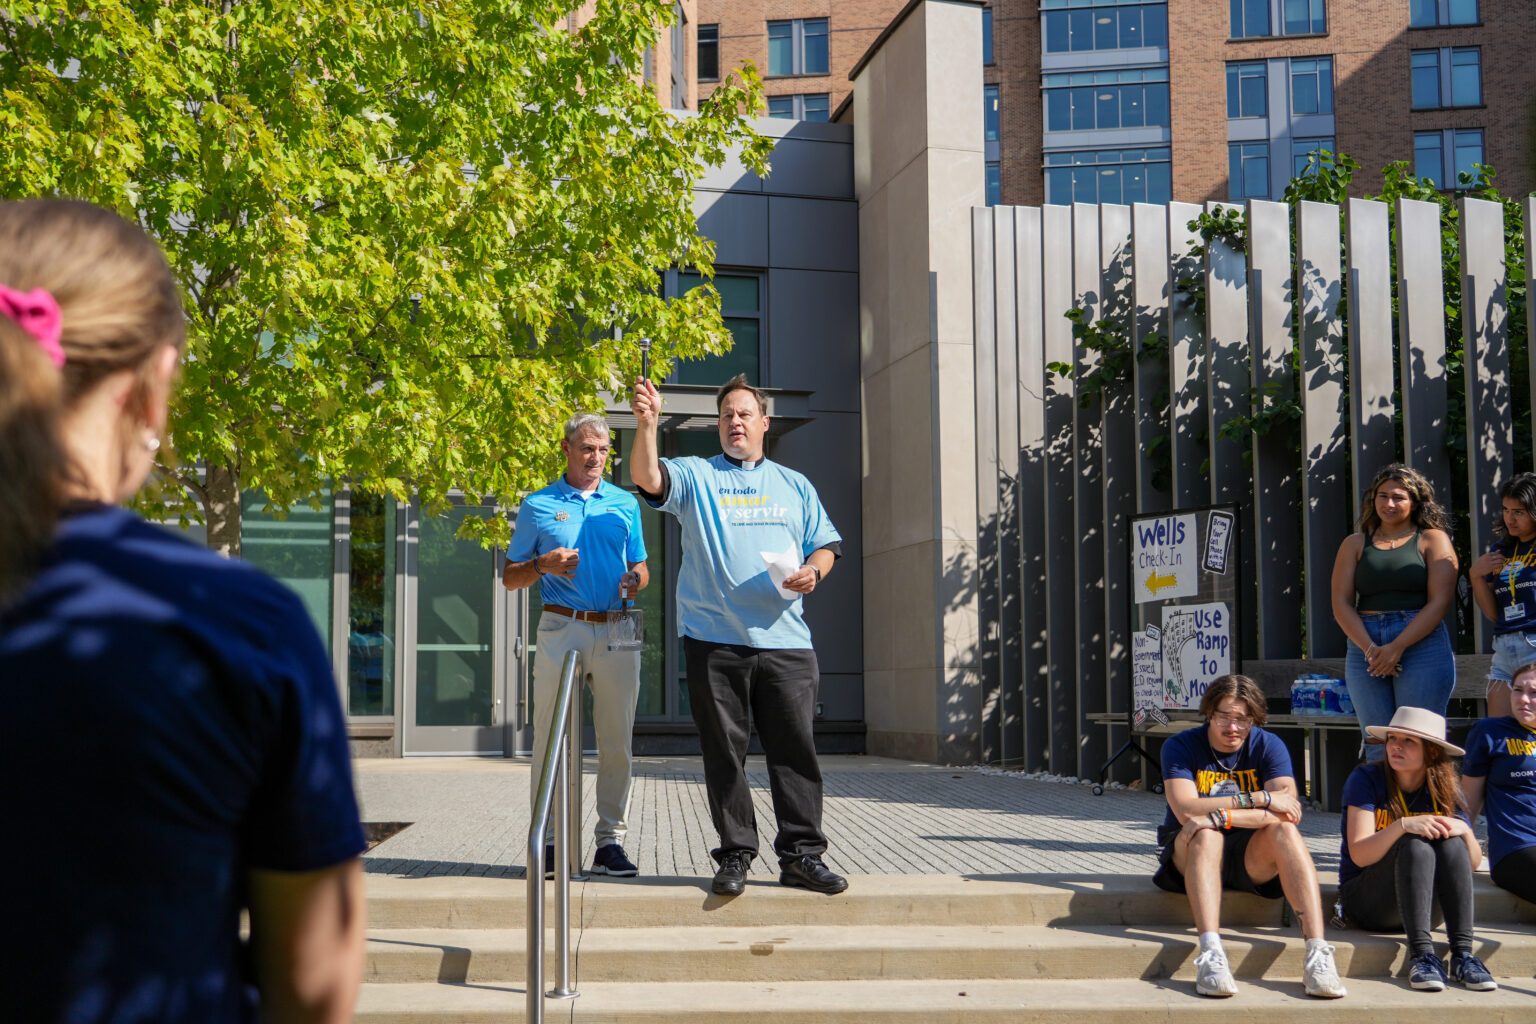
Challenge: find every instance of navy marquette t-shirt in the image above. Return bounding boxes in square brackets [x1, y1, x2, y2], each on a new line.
[0, 504, 366, 1024]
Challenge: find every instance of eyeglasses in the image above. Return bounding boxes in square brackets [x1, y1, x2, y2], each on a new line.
[1211, 713, 1254, 728]
[1503, 507, 1531, 520]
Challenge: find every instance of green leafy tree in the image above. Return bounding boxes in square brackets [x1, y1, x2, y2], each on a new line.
[0, 1, 770, 553]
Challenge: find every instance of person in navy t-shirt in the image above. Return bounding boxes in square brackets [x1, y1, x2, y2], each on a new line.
[1154, 674, 1344, 999]
[1336, 707, 1493, 992]
[0, 199, 366, 1024]
[1462, 662, 1536, 906]
[630, 373, 846, 899]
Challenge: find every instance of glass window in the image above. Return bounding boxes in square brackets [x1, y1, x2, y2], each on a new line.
[1448, 0, 1479, 22]
[1292, 137, 1334, 178]
[1229, 141, 1270, 200]
[1414, 131, 1444, 187]
[1231, 0, 1271, 38]
[671, 2, 687, 109]
[767, 95, 794, 118]
[1283, 0, 1326, 33]
[1043, 68, 1169, 132]
[1043, 148, 1172, 206]
[698, 24, 719, 81]
[1290, 57, 1332, 115]
[1453, 128, 1483, 186]
[347, 492, 396, 717]
[767, 21, 793, 76]
[983, 7, 994, 64]
[1227, 62, 1267, 118]
[242, 488, 334, 651]
[801, 93, 829, 122]
[985, 162, 1001, 207]
[1044, 3, 1168, 53]
[985, 85, 1000, 141]
[802, 18, 828, 75]
[1411, 50, 1440, 108]
[1450, 47, 1480, 106]
[674, 273, 762, 384]
[1409, 0, 1436, 24]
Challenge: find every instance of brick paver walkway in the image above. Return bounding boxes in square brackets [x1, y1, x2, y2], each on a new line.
[355, 755, 1354, 881]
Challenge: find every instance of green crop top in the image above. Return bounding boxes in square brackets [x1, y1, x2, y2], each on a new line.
[1354, 530, 1427, 612]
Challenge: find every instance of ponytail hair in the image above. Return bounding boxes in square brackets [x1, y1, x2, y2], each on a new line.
[0, 199, 185, 604]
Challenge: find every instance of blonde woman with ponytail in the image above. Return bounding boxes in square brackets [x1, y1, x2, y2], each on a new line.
[0, 199, 365, 1024]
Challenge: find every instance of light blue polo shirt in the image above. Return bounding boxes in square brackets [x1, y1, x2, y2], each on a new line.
[508, 477, 646, 612]
[649, 455, 840, 649]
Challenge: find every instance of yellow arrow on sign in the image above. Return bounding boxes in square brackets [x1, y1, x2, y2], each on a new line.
[1146, 571, 1178, 593]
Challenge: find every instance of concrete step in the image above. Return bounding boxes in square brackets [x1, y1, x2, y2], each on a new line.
[365, 872, 1536, 931]
[365, 921, 1536, 985]
[353, 975, 1536, 1023]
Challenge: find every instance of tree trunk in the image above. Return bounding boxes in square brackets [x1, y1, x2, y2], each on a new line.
[204, 461, 242, 558]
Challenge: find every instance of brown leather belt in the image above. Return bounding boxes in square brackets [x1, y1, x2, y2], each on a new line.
[542, 604, 619, 623]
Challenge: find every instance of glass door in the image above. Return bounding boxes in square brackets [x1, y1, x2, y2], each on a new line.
[402, 499, 513, 755]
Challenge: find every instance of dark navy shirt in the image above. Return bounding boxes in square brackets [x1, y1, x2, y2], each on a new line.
[1337, 763, 1467, 883]
[0, 504, 366, 1024]
[1158, 724, 1293, 844]
[1463, 716, 1536, 867]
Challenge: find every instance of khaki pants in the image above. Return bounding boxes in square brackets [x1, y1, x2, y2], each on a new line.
[529, 613, 641, 848]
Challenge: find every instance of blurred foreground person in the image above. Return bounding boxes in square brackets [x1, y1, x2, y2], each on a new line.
[0, 199, 366, 1024]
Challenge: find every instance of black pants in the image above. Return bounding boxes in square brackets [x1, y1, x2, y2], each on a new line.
[1490, 845, 1536, 904]
[683, 637, 826, 861]
[1339, 834, 1475, 956]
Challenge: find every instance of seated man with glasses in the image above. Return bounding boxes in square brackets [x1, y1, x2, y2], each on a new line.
[1154, 673, 1345, 1000]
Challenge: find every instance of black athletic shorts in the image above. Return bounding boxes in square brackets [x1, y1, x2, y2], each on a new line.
[1152, 826, 1284, 899]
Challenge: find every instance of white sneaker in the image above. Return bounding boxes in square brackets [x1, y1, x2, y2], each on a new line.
[1303, 942, 1347, 998]
[1194, 947, 1239, 997]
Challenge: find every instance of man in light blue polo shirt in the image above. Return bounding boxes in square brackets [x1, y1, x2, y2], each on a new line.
[629, 373, 847, 897]
[503, 413, 649, 877]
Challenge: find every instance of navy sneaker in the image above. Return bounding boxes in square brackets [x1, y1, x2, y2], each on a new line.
[592, 843, 639, 877]
[1408, 951, 1447, 992]
[1449, 952, 1498, 991]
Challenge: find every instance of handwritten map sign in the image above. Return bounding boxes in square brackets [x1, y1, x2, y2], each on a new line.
[1158, 602, 1232, 710]
[1132, 513, 1197, 604]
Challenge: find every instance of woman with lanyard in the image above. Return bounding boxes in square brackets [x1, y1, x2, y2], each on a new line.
[1461, 662, 1536, 906]
[1332, 463, 1458, 761]
[1335, 707, 1495, 992]
[1469, 472, 1536, 719]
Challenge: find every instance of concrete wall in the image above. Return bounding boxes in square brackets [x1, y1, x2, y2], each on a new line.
[853, 0, 987, 762]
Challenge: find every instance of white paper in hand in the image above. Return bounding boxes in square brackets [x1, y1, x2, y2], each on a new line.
[761, 545, 802, 600]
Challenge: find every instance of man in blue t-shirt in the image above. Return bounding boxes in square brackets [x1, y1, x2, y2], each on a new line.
[629, 373, 846, 897]
[1155, 674, 1345, 999]
[504, 413, 649, 878]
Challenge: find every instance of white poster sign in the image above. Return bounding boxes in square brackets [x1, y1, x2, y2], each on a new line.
[1132, 513, 1198, 604]
[1158, 602, 1232, 710]
[1132, 631, 1162, 711]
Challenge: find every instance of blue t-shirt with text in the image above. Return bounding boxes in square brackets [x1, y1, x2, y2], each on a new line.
[1, 504, 365, 1024]
[1462, 716, 1536, 867]
[1484, 536, 1536, 634]
[508, 477, 647, 612]
[1337, 763, 1467, 883]
[649, 455, 840, 649]
[1158, 724, 1293, 844]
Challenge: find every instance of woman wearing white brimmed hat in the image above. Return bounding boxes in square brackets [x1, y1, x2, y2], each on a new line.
[1462, 662, 1536, 906]
[1336, 706, 1496, 992]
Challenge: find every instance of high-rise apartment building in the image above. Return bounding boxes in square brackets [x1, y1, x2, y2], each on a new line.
[697, 0, 1535, 203]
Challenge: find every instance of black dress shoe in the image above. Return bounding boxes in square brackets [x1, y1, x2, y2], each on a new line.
[779, 854, 848, 895]
[711, 849, 753, 895]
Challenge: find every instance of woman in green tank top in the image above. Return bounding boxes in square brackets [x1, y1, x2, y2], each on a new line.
[1331, 464, 1458, 764]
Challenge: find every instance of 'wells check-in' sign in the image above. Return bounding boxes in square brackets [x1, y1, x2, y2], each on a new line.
[1132, 514, 1197, 604]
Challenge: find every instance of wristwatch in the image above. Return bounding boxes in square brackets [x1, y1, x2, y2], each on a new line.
[808, 564, 821, 583]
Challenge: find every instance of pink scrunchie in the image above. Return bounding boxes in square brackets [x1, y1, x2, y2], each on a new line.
[0, 284, 65, 368]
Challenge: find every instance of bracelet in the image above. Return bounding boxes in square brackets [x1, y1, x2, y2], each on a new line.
[1364, 642, 1377, 656]
[1207, 811, 1223, 830]
[534, 558, 546, 576]
[1235, 791, 1252, 810]
[1220, 808, 1232, 830]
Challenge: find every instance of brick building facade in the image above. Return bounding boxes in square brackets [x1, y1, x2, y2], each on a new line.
[691, 0, 1534, 205]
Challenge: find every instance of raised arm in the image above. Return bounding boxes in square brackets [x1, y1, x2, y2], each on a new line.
[628, 377, 663, 495]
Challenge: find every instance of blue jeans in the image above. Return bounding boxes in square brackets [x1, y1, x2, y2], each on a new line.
[1345, 611, 1455, 763]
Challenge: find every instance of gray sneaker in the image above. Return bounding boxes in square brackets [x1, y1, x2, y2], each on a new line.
[1303, 942, 1346, 998]
[1194, 947, 1238, 997]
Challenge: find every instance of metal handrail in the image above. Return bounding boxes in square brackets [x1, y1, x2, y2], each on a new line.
[526, 649, 584, 1021]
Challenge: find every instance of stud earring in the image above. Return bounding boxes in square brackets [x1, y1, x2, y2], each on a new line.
[144, 432, 161, 453]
